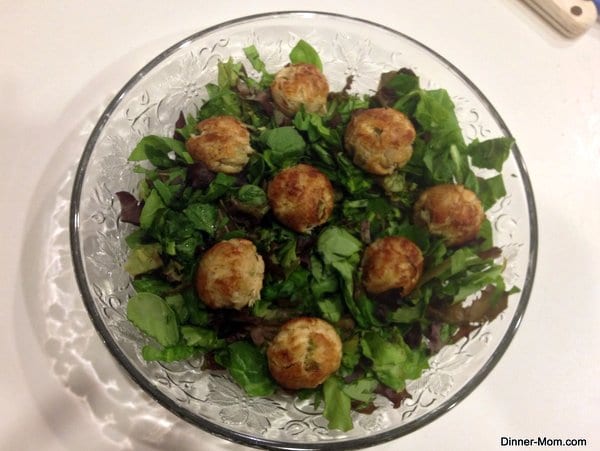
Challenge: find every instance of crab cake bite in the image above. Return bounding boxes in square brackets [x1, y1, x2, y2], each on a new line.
[344, 107, 416, 175]
[267, 317, 342, 390]
[267, 164, 334, 233]
[270, 63, 329, 117]
[413, 184, 485, 247]
[361, 236, 424, 296]
[196, 238, 264, 310]
[185, 115, 254, 174]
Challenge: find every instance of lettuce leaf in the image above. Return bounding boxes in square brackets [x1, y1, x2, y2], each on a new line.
[142, 344, 197, 362]
[361, 329, 429, 391]
[216, 341, 276, 396]
[139, 189, 165, 230]
[243, 44, 274, 87]
[127, 292, 179, 347]
[323, 376, 353, 431]
[415, 89, 465, 150]
[124, 243, 163, 276]
[317, 227, 380, 328]
[128, 135, 192, 165]
[260, 126, 306, 167]
[180, 326, 225, 349]
[289, 39, 323, 71]
[343, 376, 378, 404]
[183, 203, 218, 235]
[468, 137, 515, 172]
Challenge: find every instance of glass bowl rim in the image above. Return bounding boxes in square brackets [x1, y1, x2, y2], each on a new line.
[69, 10, 539, 450]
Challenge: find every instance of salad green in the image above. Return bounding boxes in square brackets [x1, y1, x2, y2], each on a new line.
[116, 40, 517, 431]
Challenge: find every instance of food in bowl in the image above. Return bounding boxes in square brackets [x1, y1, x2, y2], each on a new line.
[267, 163, 335, 233]
[116, 39, 518, 432]
[195, 238, 265, 310]
[270, 62, 330, 117]
[344, 107, 416, 175]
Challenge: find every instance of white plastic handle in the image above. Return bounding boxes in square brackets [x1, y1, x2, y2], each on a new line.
[522, 0, 598, 37]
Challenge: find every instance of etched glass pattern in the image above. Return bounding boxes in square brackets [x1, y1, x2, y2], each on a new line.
[70, 12, 537, 450]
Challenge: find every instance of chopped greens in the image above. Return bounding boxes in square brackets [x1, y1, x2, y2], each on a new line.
[116, 40, 517, 432]
[361, 329, 429, 392]
[215, 341, 277, 396]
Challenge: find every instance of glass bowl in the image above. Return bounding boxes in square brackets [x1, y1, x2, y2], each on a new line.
[70, 11, 538, 450]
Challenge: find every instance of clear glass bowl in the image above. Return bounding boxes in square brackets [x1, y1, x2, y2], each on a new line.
[70, 11, 538, 450]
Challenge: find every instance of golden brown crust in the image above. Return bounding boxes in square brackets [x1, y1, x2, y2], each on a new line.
[185, 115, 253, 173]
[267, 164, 334, 233]
[267, 317, 342, 390]
[413, 184, 484, 247]
[196, 238, 265, 310]
[344, 107, 416, 175]
[270, 63, 329, 117]
[361, 236, 424, 295]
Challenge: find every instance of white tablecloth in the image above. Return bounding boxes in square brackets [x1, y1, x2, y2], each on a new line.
[2, 1, 599, 450]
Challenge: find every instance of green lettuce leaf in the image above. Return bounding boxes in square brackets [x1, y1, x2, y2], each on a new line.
[124, 243, 163, 276]
[131, 275, 171, 296]
[289, 39, 323, 71]
[180, 326, 225, 349]
[468, 137, 514, 172]
[175, 113, 198, 141]
[190, 173, 237, 203]
[163, 293, 189, 324]
[183, 203, 218, 235]
[361, 330, 428, 391]
[127, 292, 179, 347]
[317, 226, 363, 261]
[243, 44, 274, 87]
[323, 376, 353, 431]
[260, 126, 306, 167]
[343, 377, 378, 403]
[142, 344, 196, 362]
[473, 174, 507, 210]
[415, 89, 465, 150]
[216, 341, 277, 396]
[316, 296, 343, 323]
[139, 189, 165, 230]
[217, 58, 243, 88]
[128, 135, 192, 164]
[317, 226, 380, 328]
[309, 255, 339, 298]
[341, 335, 361, 374]
[293, 110, 332, 143]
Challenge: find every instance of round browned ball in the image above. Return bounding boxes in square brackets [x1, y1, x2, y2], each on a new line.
[185, 115, 254, 174]
[344, 107, 416, 175]
[196, 238, 264, 310]
[361, 236, 424, 296]
[267, 317, 342, 390]
[267, 164, 335, 233]
[270, 63, 329, 116]
[413, 184, 485, 247]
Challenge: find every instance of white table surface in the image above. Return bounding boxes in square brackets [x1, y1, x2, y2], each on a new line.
[2, 1, 599, 450]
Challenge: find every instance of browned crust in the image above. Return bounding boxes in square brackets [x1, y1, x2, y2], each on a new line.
[413, 184, 484, 247]
[270, 63, 329, 116]
[361, 236, 424, 295]
[267, 164, 334, 233]
[344, 107, 416, 175]
[185, 115, 253, 174]
[195, 238, 264, 309]
[267, 317, 342, 390]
